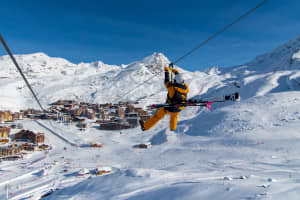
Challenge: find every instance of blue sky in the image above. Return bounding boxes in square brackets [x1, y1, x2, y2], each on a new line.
[1, 0, 300, 71]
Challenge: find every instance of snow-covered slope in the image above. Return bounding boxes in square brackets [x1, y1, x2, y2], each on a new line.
[247, 36, 300, 71]
[1, 36, 300, 111]
[1, 36, 300, 199]
[0, 52, 174, 111]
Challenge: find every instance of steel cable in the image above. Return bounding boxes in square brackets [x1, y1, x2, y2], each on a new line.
[116, 0, 270, 102]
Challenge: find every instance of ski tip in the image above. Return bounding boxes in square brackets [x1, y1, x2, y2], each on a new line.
[206, 101, 212, 109]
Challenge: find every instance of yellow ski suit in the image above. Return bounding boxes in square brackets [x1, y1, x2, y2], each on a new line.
[143, 67, 189, 131]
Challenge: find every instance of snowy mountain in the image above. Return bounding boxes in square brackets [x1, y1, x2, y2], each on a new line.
[1, 36, 300, 111]
[0, 52, 175, 111]
[1, 36, 300, 199]
[247, 36, 300, 71]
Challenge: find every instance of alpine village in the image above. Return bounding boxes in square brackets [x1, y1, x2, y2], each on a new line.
[0, 100, 151, 160]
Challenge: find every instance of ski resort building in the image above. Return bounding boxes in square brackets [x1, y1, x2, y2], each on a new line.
[125, 113, 139, 127]
[21, 109, 42, 119]
[14, 130, 45, 144]
[0, 111, 13, 123]
[98, 121, 134, 130]
[0, 144, 24, 159]
[12, 112, 24, 121]
[62, 114, 72, 123]
[95, 167, 111, 175]
[72, 107, 83, 116]
[22, 143, 39, 151]
[99, 109, 110, 120]
[50, 100, 78, 110]
[0, 126, 10, 144]
[0, 126, 11, 138]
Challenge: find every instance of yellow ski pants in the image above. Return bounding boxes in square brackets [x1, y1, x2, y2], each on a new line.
[143, 108, 180, 131]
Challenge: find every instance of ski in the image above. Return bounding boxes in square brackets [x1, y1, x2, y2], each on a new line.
[149, 102, 211, 109]
[148, 92, 240, 109]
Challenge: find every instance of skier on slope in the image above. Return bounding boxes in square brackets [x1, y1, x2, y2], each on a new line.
[140, 65, 189, 131]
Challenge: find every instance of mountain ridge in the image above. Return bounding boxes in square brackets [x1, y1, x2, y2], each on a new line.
[1, 36, 300, 111]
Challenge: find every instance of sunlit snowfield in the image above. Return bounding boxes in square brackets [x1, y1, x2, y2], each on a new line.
[1, 36, 300, 199]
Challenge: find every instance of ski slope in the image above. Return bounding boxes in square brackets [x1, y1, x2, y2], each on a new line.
[1, 36, 300, 199]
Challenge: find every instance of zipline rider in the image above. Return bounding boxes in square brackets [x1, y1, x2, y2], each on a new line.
[140, 65, 189, 131]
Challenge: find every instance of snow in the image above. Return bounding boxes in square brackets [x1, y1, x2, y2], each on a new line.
[1, 36, 300, 199]
[292, 49, 300, 60]
[246, 36, 300, 71]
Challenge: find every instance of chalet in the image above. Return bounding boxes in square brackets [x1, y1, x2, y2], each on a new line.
[0, 126, 11, 138]
[90, 104, 101, 113]
[99, 109, 110, 120]
[98, 119, 135, 130]
[34, 113, 49, 120]
[0, 138, 9, 144]
[21, 109, 42, 118]
[38, 144, 51, 150]
[0, 111, 13, 123]
[22, 143, 38, 151]
[23, 143, 50, 151]
[64, 103, 77, 111]
[45, 113, 57, 120]
[14, 130, 45, 144]
[99, 103, 112, 109]
[0, 144, 24, 158]
[62, 114, 72, 123]
[72, 107, 83, 116]
[21, 109, 40, 115]
[88, 112, 96, 119]
[109, 106, 118, 117]
[51, 100, 78, 110]
[79, 102, 89, 106]
[95, 167, 111, 175]
[116, 106, 126, 118]
[50, 104, 63, 112]
[125, 105, 136, 113]
[12, 112, 24, 120]
[125, 112, 139, 127]
[79, 107, 94, 118]
[50, 109, 62, 120]
[135, 109, 151, 121]
[0, 112, 3, 123]
[81, 108, 95, 119]
[0, 126, 10, 143]
[118, 101, 129, 106]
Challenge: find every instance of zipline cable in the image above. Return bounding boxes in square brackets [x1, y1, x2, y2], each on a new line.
[0, 34, 82, 147]
[172, 0, 270, 65]
[0, 33, 45, 111]
[113, 71, 163, 102]
[1, 0, 270, 105]
[118, 0, 269, 102]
